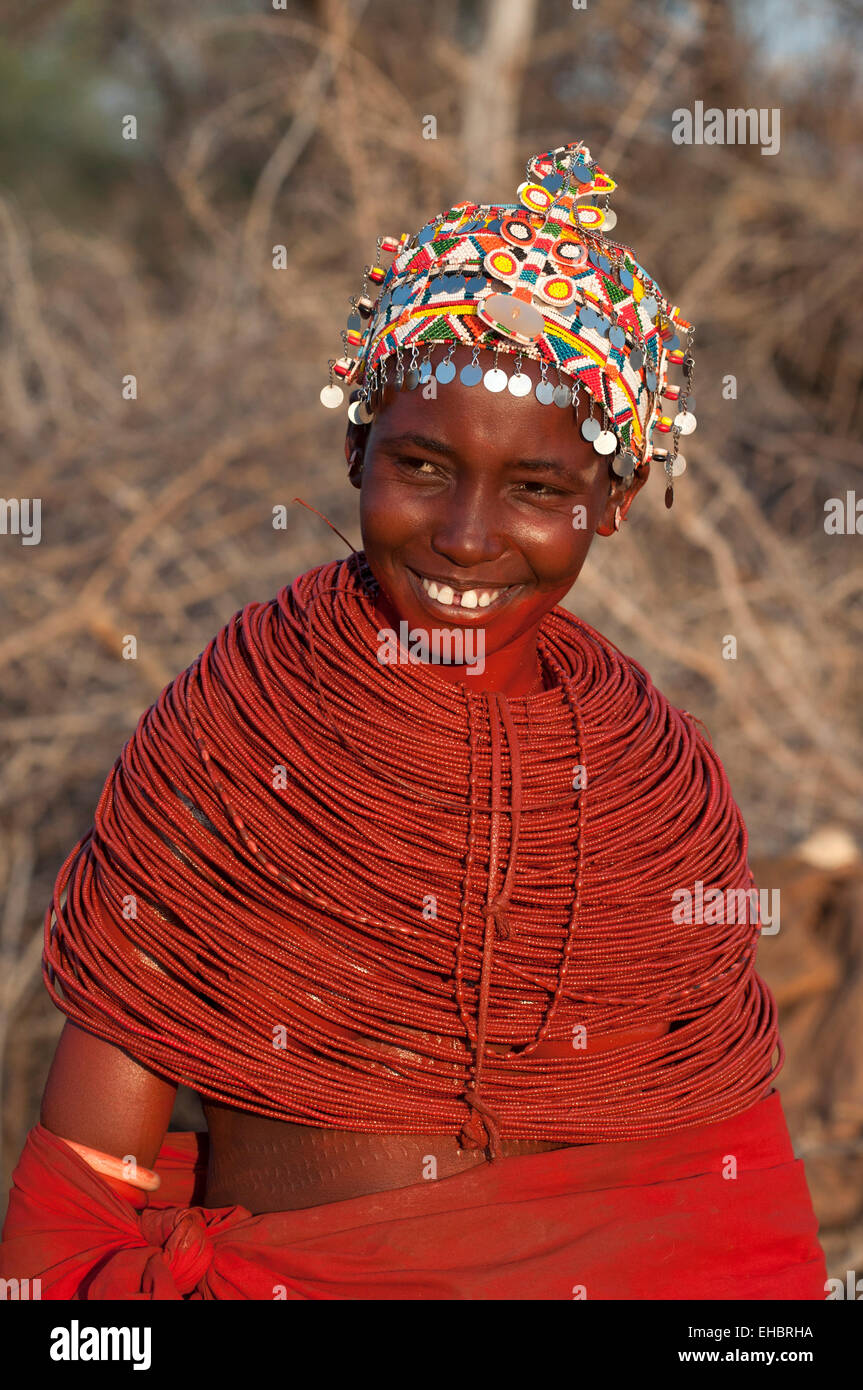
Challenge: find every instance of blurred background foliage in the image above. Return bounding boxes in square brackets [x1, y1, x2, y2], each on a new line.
[1, 0, 862, 1275]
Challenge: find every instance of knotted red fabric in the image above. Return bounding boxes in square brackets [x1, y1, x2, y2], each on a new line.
[43, 553, 780, 1152]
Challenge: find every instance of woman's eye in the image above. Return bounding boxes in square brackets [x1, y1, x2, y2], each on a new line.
[515, 481, 566, 498]
[397, 456, 438, 474]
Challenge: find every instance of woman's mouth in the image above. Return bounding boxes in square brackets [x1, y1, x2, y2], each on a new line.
[405, 567, 524, 620]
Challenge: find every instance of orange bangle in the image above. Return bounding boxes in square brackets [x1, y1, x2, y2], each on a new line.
[59, 1137, 161, 1192]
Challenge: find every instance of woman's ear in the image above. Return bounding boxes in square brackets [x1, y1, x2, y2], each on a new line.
[596, 462, 650, 535]
[345, 404, 370, 489]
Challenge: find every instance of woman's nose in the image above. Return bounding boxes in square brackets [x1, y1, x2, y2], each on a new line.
[429, 493, 507, 569]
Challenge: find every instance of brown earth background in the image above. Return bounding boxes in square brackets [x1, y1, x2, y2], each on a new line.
[1, 0, 861, 1284]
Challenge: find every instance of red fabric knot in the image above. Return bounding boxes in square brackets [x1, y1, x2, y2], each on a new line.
[458, 1087, 503, 1161]
[140, 1206, 214, 1296]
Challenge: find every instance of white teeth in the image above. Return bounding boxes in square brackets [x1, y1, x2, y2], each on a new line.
[418, 574, 508, 608]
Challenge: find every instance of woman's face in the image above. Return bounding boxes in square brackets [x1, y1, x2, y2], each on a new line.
[346, 345, 646, 654]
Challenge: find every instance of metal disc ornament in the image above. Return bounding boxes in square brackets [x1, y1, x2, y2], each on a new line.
[669, 453, 687, 477]
[593, 429, 618, 455]
[418, 360, 432, 383]
[553, 383, 571, 408]
[613, 451, 635, 478]
[320, 384, 344, 409]
[536, 380, 555, 405]
[508, 372, 533, 397]
[406, 368, 421, 390]
[581, 416, 601, 441]
[674, 411, 697, 435]
[347, 398, 365, 423]
[629, 347, 644, 370]
[602, 208, 618, 231]
[609, 326, 627, 349]
[459, 362, 482, 387]
[435, 360, 456, 384]
[483, 367, 508, 393]
[477, 291, 544, 344]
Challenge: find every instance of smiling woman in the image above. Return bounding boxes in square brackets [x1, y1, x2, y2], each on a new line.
[347, 344, 647, 696]
[0, 140, 827, 1301]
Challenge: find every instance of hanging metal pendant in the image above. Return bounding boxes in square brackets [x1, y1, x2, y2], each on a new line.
[357, 396, 374, 423]
[609, 325, 626, 350]
[347, 398, 365, 423]
[674, 411, 697, 435]
[593, 429, 618, 455]
[613, 450, 635, 477]
[581, 416, 601, 441]
[536, 380, 555, 405]
[406, 368, 421, 390]
[508, 371, 533, 397]
[629, 346, 644, 370]
[320, 384, 344, 409]
[435, 360, 456, 384]
[669, 453, 687, 477]
[665, 485, 674, 509]
[460, 362, 483, 387]
[602, 207, 618, 231]
[553, 383, 571, 408]
[483, 366, 508, 392]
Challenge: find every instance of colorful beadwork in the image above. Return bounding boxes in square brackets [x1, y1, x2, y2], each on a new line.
[322, 139, 696, 481]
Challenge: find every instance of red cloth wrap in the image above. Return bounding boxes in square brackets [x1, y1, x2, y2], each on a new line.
[0, 1092, 826, 1300]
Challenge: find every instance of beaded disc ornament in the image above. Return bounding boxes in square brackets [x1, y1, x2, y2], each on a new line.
[322, 140, 696, 505]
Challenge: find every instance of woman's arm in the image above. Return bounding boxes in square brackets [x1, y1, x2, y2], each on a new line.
[40, 1020, 177, 1186]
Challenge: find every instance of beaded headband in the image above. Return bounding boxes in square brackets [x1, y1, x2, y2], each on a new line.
[321, 140, 696, 506]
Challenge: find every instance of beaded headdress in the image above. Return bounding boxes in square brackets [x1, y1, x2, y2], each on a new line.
[321, 140, 696, 506]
